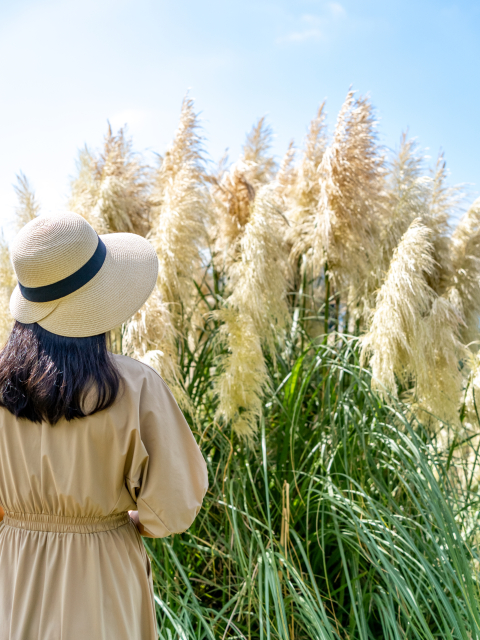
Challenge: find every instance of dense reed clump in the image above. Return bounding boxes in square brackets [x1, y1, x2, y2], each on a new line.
[4, 90, 480, 638]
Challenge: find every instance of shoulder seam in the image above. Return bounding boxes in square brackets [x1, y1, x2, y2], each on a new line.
[113, 354, 165, 381]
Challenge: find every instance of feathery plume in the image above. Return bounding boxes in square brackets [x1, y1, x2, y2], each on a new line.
[242, 116, 277, 187]
[381, 134, 429, 263]
[289, 92, 386, 321]
[210, 123, 289, 438]
[70, 125, 151, 236]
[361, 219, 464, 426]
[0, 174, 41, 344]
[448, 198, 480, 345]
[213, 184, 290, 438]
[0, 234, 15, 346]
[315, 92, 385, 305]
[464, 350, 480, 429]
[210, 122, 286, 438]
[149, 95, 207, 317]
[13, 173, 40, 233]
[209, 117, 276, 252]
[361, 221, 436, 394]
[383, 138, 462, 296]
[122, 289, 188, 408]
[214, 309, 269, 440]
[228, 184, 291, 350]
[123, 96, 206, 406]
[423, 152, 461, 295]
[419, 295, 464, 425]
[288, 103, 328, 258]
[275, 140, 296, 203]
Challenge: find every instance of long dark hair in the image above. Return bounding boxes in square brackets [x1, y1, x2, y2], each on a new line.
[0, 321, 122, 424]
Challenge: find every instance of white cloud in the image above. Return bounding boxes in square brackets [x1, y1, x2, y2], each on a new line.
[328, 2, 346, 18]
[278, 2, 346, 45]
[278, 28, 323, 44]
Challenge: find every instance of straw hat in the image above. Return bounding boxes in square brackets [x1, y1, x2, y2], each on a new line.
[9, 212, 159, 338]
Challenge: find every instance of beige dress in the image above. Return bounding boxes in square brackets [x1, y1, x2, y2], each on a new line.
[0, 354, 208, 640]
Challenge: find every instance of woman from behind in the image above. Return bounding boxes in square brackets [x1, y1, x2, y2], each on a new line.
[0, 212, 208, 640]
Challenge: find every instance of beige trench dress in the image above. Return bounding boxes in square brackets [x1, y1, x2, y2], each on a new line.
[0, 354, 208, 640]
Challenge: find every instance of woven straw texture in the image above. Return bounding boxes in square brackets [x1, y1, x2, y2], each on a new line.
[10, 213, 159, 337]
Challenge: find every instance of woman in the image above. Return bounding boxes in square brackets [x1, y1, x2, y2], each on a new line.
[0, 213, 208, 639]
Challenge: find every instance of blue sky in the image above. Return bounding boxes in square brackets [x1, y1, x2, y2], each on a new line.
[1, 0, 479, 235]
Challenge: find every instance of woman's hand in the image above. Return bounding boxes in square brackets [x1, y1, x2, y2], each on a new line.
[0, 506, 4, 522]
[128, 510, 154, 537]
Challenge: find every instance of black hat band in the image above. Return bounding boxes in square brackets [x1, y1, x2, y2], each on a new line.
[19, 236, 107, 303]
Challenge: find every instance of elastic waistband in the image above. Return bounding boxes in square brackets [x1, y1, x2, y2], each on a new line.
[3, 512, 131, 534]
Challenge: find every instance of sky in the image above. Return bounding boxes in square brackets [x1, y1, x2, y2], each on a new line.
[0, 0, 479, 237]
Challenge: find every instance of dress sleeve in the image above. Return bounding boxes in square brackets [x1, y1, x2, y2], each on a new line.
[125, 369, 208, 538]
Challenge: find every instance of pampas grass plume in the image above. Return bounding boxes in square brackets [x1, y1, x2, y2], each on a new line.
[362, 219, 464, 426]
[150, 95, 207, 318]
[315, 91, 385, 304]
[448, 198, 480, 345]
[228, 184, 290, 350]
[210, 117, 277, 254]
[13, 173, 40, 233]
[288, 103, 327, 261]
[215, 309, 269, 440]
[70, 126, 150, 236]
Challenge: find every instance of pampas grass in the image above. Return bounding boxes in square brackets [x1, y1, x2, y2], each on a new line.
[288, 103, 327, 263]
[315, 91, 385, 309]
[361, 219, 464, 426]
[214, 309, 268, 439]
[209, 117, 276, 254]
[214, 184, 291, 437]
[4, 88, 480, 438]
[381, 134, 429, 263]
[0, 175, 40, 345]
[122, 96, 207, 410]
[361, 220, 436, 396]
[149, 95, 207, 319]
[13, 173, 40, 232]
[275, 139, 296, 203]
[69, 125, 150, 236]
[241, 116, 277, 187]
[448, 198, 480, 346]
[5, 89, 480, 638]
[122, 289, 187, 407]
[0, 235, 15, 346]
[227, 184, 290, 349]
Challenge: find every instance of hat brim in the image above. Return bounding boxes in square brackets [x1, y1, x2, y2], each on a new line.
[10, 233, 159, 338]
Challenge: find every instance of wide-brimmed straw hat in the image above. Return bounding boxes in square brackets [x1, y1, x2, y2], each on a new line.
[9, 212, 159, 338]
